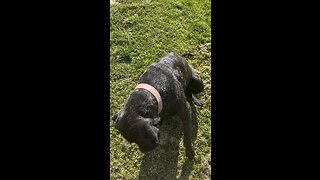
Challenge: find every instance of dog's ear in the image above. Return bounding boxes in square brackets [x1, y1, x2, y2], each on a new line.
[112, 113, 118, 122]
[112, 113, 122, 132]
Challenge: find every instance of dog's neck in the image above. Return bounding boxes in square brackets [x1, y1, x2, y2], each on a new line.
[125, 89, 159, 118]
[135, 83, 163, 114]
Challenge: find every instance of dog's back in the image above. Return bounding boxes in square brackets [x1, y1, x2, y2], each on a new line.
[137, 52, 193, 116]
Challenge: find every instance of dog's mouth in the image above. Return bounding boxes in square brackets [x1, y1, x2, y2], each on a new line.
[139, 144, 158, 153]
[138, 131, 160, 154]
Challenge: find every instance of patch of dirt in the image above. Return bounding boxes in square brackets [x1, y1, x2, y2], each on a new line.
[199, 42, 211, 57]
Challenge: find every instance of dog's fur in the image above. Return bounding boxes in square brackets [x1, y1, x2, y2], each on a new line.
[112, 52, 204, 159]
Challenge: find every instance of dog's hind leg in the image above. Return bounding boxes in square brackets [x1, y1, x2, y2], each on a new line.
[185, 70, 204, 107]
[178, 100, 195, 159]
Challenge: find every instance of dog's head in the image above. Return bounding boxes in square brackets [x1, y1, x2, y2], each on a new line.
[112, 112, 161, 153]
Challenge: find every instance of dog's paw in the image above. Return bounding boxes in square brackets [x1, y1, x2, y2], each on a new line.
[192, 95, 204, 108]
[194, 100, 204, 107]
[112, 113, 118, 121]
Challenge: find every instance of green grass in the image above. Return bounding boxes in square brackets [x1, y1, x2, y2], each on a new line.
[110, 0, 211, 179]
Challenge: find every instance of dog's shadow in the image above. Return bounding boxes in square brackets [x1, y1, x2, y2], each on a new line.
[138, 104, 199, 180]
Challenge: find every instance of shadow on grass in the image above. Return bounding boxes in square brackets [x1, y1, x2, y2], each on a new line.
[138, 103, 199, 180]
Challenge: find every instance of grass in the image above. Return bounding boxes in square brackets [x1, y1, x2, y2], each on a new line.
[110, 0, 211, 179]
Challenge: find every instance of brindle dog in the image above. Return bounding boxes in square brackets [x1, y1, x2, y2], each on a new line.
[112, 52, 204, 159]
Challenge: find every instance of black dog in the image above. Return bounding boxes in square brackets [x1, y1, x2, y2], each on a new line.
[112, 52, 204, 159]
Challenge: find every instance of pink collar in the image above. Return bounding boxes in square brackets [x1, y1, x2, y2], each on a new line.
[135, 83, 163, 114]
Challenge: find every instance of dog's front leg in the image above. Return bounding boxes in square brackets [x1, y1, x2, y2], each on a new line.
[179, 101, 195, 159]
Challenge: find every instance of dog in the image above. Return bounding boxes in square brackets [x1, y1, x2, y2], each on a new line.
[112, 52, 204, 159]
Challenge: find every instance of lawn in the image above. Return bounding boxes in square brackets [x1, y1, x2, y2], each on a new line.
[110, 0, 211, 179]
